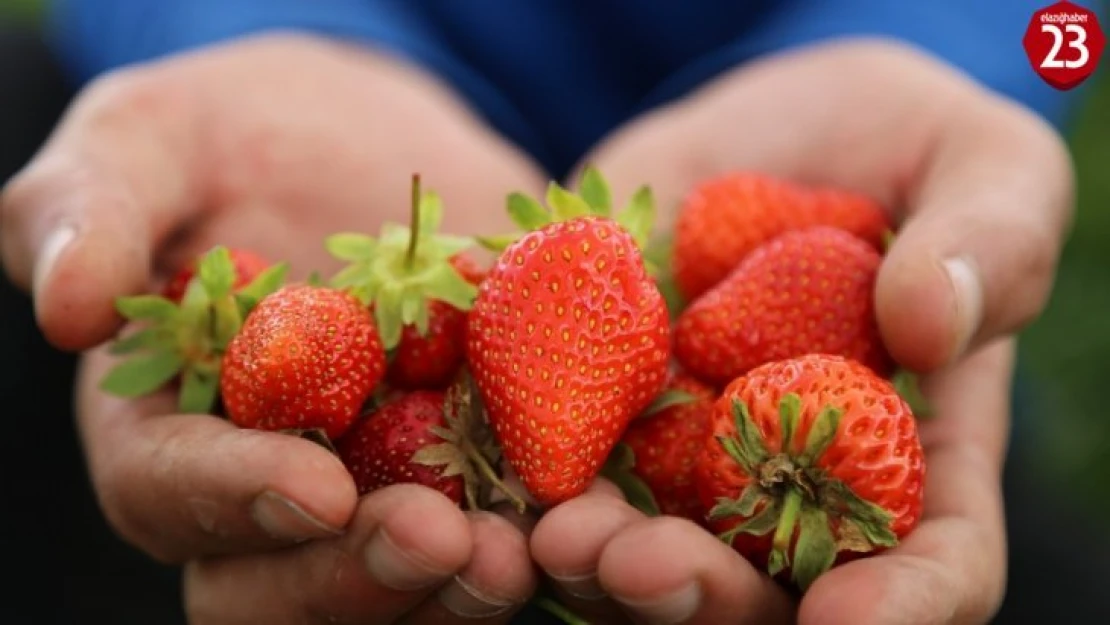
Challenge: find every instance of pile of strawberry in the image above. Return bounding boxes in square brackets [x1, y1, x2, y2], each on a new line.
[101, 169, 927, 594]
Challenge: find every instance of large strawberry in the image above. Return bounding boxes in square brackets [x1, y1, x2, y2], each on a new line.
[162, 248, 271, 303]
[621, 372, 717, 521]
[220, 283, 386, 440]
[671, 172, 889, 302]
[674, 226, 890, 387]
[100, 246, 288, 414]
[467, 169, 671, 506]
[325, 175, 480, 389]
[695, 353, 925, 591]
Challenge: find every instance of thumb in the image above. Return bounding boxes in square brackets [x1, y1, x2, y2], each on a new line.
[0, 74, 199, 351]
[875, 100, 1074, 372]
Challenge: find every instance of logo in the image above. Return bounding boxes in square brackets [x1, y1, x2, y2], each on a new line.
[1024, 1, 1104, 90]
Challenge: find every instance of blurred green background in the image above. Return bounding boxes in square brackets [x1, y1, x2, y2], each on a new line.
[1, 1, 1108, 506]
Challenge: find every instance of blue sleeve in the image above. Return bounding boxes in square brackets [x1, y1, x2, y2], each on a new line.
[45, 0, 541, 154]
[650, 0, 1099, 130]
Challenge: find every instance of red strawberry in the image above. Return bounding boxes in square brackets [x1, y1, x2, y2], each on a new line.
[336, 390, 464, 503]
[220, 283, 386, 440]
[671, 172, 889, 301]
[326, 175, 481, 388]
[674, 226, 891, 387]
[162, 248, 271, 303]
[468, 171, 671, 506]
[386, 256, 487, 390]
[621, 373, 717, 521]
[694, 354, 925, 591]
[100, 246, 288, 415]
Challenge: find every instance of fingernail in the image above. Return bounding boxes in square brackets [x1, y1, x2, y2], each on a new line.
[614, 582, 701, 625]
[32, 225, 76, 295]
[251, 490, 341, 541]
[941, 256, 983, 360]
[365, 527, 452, 591]
[551, 571, 608, 601]
[438, 575, 516, 618]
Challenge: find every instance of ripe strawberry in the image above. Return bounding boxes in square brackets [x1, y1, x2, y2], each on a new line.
[326, 175, 481, 388]
[336, 390, 465, 503]
[621, 373, 717, 521]
[220, 283, 386, 440]
[386, 256, 487, 390]
[671, 172, 889, 301]
[162, 248, 271, 303]
[674, 226, 891, 387]
[468, 169, 671, 506]
[694, 354, 925, 591]
[100, 246, 288, 414]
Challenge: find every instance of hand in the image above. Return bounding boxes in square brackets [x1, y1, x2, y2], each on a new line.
[2, 32, 547, 622]
[546, 38, 1074, 623]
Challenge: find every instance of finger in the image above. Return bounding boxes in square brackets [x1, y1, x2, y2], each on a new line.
[76, 347, 358, 563]
[531, 480, 646, 623]
[184, 485, 472, 625]
[799, 339, 1014, 625]
[875, 99, 1074, 370]
[598, 516, 795, 625]
[0, 69, 200, 350]
[402, 511, 537, 624]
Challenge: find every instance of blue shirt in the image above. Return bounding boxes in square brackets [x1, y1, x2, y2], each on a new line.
[48, 0, 1091, 178]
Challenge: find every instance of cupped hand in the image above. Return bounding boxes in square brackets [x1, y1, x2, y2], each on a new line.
[544, 38, 1075, 623]
[2, 32, 547, 621]
[531, 341, 1012, 625]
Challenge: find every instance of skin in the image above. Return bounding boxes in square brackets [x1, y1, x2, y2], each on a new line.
[0, 33, 1072, 625]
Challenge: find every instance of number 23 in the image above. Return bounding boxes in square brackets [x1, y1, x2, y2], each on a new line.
[1041, 23, 1090, 69]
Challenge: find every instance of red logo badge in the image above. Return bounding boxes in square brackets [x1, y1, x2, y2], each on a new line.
[1023, 1, 1104, 90]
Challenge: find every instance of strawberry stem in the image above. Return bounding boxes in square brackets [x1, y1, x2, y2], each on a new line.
[532, 596, 589, 625]
[772, 487, 804, 562]
[405, 173, 421, 271]
[463, 441, 528, 514]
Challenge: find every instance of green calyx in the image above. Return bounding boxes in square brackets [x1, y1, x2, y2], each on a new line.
[891, 368, 934, 419]
[599, 442, 661, 516]
[478, 166, 658, 260]
[326, 174, 478, 350]
[411, 368, 529, 514]
[100, 245, 288, 414]
[708, 394, 899, 592]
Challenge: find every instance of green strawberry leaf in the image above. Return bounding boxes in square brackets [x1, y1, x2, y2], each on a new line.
[100, 350, 185, 397]
[375, 283, 405, 350]
[640, 388, 699, 418]
[108, 328, 166, 355]
[614, 185, 656, 250]
[197, 246, 236, 300]
[420, 263, 479, 312]
[325, 232, 378, 262]
[305, 270, 326, 287]
[235, 262, 289, 313]
[578, 166, 612, 216]
[476, 233, 521, 253]
[507, 192, 552, 231]
[545, 182, 592, 221]
[601, 443, 661, 517]
[791, 506, 838, 591]
[891, 368, 934, 419]
[797, 403, 842, 467]
[115, 295, 179, 322]
[179, 366, 220, 414]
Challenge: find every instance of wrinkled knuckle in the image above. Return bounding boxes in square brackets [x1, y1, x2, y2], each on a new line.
[79, 65, 184, 129]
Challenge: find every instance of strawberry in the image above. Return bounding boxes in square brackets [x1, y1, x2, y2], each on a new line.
[674, 226, 891, 387]
[325, 175, 481, 388]
[694, 353, 925, 591]
[671, 172, 889, 302]
[467, 169, 671, 506]
[162, 248, 271, 303]
[336, 390, 465, 503]
[220, 283, 387, 440]
[100, 246, 288, 414]
[386, 256, 487, 390]
[338, 372, 515, 510]
[621, 373, 717, 521]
